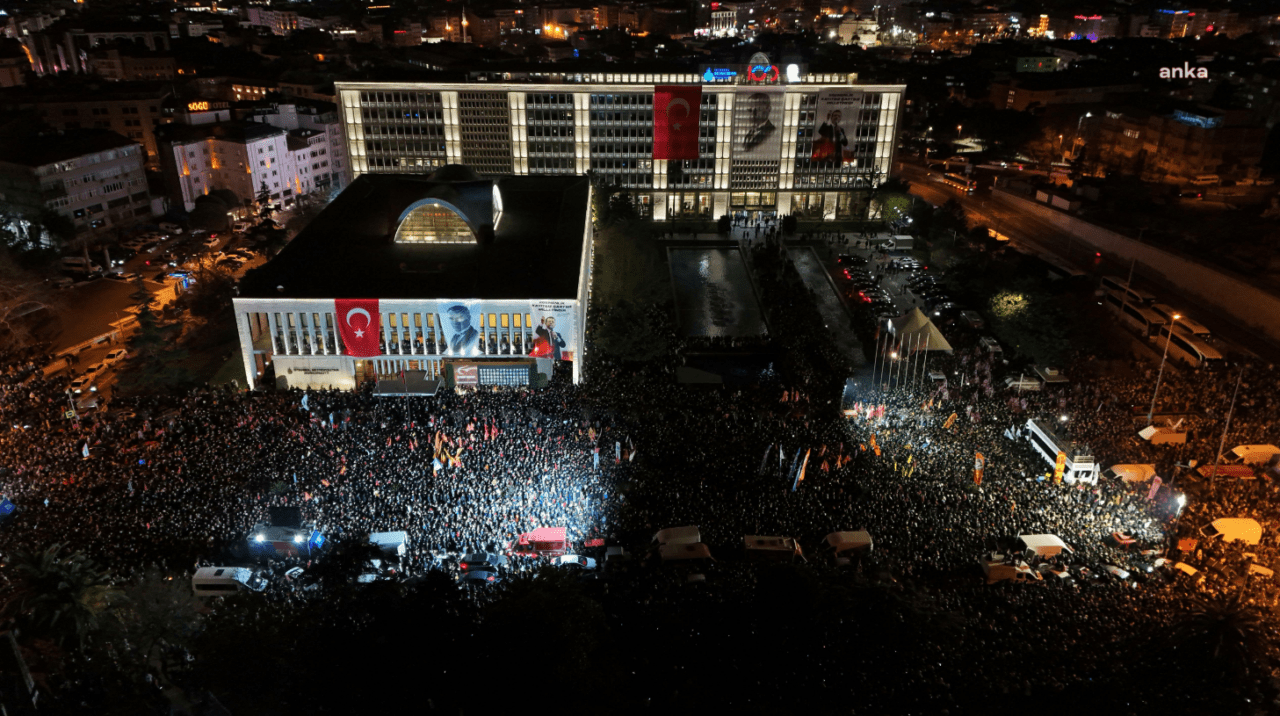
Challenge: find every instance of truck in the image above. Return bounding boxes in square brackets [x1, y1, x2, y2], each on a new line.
[980, 557, 1043, 585]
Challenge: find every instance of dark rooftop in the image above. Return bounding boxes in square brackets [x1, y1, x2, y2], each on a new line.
[155, 121, 287, 145]
[0, 128, 137, 168]
[237, 169, 590, 301]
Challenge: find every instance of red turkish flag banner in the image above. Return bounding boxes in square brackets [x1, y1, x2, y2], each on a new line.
[654, 85, 702, 160]
[335, 298, 381, 356]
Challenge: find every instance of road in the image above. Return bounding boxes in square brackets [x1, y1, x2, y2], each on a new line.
[893, 161, 1277, 362]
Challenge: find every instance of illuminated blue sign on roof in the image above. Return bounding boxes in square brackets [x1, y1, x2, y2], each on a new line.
[703, 67, 738, 83]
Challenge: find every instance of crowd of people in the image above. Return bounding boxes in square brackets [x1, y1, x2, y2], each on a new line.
[1, 236, 1278, 711]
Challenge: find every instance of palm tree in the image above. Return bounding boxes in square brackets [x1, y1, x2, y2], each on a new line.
[3, 544, 120, 650]
[1168, 593, 1278, 688]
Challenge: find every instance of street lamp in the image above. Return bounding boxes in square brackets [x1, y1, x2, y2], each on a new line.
[1147, 314, 1180, 423]
[1072, 112, 1092, 159]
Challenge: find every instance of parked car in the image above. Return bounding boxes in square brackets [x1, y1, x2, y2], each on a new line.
[158, 222, 183, 234]
[960, 310, 985, 329]
[202, 235, 220, 248]
[69, 374, 97, 394]
[104, 349, 128, 364]
[837, 254, 867, 267]
[551, 555, 598, 570]
[107, 272, 140, 282]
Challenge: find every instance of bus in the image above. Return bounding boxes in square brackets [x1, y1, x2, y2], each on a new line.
[1150, 324, 1224, 368]
[941, 173, 976, 194]
[1102, 290, 1166, 337]
[1023, 418, 1097, 484]
[1150, 303, 1211, 338]
[1099, 275, 1155, 305]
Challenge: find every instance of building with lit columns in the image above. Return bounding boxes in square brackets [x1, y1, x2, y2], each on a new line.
[333, 55, 905, 222]
[231, 165, 591, 392]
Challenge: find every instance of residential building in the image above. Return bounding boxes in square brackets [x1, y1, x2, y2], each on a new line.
[0, 128, 154, 236]
[244, 8, 335, 36]
[87, 46, 177, 81]
[156, 119, 333, 213]
[989, 75, 1142, 111]
[0, 83, 174, 168]
[244, 101, 351, 192]
[1049, 14, 1121, 41]
[0, 39, 28, 87]
[1095, 106, 1268, 182]
[335, 58, 904, 221]
[29, 19, 171, 76]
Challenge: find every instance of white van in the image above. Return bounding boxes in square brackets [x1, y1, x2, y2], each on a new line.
[1188, 174, 1220, 186]
[61, 257, 102, 275]
[191, 567, 267, 596]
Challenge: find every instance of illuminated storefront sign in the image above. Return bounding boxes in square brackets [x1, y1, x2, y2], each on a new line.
[188, 101, 210, 111]
[702, 67, 738, 82]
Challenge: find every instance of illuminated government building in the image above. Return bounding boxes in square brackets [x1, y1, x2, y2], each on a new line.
[333, 55, 905, 222]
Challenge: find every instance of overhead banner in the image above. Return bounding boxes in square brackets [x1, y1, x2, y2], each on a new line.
[529, 300, 576, 361]
[1053, 451, 1067, 483]
[654, 85, 702, 160]
[811, 88, 864, 164]
[335, 298, 381, 357]
[974, 452, 985, 486]
[732, 88, 783, 160]
[440, 301, 483, 357]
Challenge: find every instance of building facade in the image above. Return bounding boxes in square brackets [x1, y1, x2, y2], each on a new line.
[1095, 107, 1268, 182]
[231, 169, 592, 391]
[7, 83, 175, 169]
[245, 102, 351, 193]
[157, 108, 335, 213]
[335, 61, 904, 221]
[0, 129, 154, 236]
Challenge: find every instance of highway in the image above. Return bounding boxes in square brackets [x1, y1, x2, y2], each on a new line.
[892, 161, 1276, 362]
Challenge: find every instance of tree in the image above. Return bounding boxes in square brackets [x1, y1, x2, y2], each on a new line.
[186, 263, 237, 320]
[255, 181, 275, 220]
[189, 195, 230, 232]
[986, 283, 1071, 364]
[102, 572, 204, 682]
[114, 275, 193, 394]
[3, 544, 120, 650]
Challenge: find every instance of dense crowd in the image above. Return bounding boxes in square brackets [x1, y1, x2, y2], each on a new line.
[1, 237, 1278, 712]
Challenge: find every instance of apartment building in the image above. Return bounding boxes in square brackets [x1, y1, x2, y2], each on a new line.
[0, 129, 155, 236]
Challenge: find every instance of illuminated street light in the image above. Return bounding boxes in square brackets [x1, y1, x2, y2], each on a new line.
[255, 534, 265, 542]
[1059, 414, 1069, 422]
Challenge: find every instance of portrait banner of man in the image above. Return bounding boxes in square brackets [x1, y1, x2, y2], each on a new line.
[811, 89, 864, 164]
[732, 87, 783, 161]
[528, 300, 575, 361]
[441, 302, 482, 357]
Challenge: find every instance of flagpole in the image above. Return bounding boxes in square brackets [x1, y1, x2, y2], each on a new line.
[1209, 367, 1245, 490]
[919, 332, 930, 387]
[870, 329, 882, 394]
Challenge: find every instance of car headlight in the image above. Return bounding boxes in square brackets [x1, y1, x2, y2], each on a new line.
[293, 535, 303, 543]
[255, 534, 265, 542]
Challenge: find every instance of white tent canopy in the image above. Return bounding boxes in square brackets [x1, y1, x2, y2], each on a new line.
[1018, 534, 1073, 558]
[886, 308, 953, 353]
